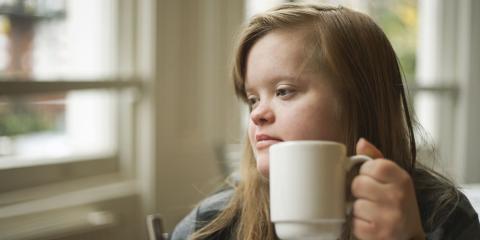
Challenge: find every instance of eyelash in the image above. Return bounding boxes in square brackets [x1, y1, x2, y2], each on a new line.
[275, 87, 294, 97]
[247, 86, 295, 108]
[247, 96, 259, 107]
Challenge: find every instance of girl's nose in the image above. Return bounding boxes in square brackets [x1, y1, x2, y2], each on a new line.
[250, 102, 275, 126]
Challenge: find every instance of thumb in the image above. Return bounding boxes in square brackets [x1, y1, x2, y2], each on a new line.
[356, 138, 384, 159]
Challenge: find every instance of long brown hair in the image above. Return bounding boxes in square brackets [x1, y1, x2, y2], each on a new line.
[191, 3, 458, 239]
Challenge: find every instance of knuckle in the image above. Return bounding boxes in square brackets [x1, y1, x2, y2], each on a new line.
[352, 219, 364, 237]
[351, 176, 360, 190]
[353, 199, 365, 212]
[353, 218, 376, 239]
[371, 160, 391, 177]
[351, 176, 366, 196]
[351, 179, 359, 196]
[355, 175, 367, 186]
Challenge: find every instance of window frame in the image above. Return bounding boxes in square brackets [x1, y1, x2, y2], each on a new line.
[415, 0, 480, 184]
[0, 0, 147, 209]
[0, 0, 156, 237]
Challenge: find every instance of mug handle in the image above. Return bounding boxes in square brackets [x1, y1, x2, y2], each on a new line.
[344, 155, 373, 214]
[345, 154, 372, 171]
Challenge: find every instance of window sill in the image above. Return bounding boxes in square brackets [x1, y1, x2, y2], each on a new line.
[0, 155, 119, 192]
[0, 176, 140, 240]
[0, 173, 135, 208]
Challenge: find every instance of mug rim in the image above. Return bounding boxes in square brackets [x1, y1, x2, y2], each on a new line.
[270, 140, 344, 149]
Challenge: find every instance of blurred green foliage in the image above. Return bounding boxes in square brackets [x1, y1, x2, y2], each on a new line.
[0, 101, 53, 136]
[310, 0, 418, 83]
[369, 0, 418, 84]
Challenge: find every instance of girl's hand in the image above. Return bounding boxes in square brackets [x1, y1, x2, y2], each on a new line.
[351, 138, 425, 240]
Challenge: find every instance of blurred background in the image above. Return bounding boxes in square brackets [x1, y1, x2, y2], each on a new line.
[0, 0, 478, 239]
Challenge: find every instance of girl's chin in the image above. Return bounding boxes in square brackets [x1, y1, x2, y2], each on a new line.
[256, 154, 270, 178]
[257, 165, 269, 178]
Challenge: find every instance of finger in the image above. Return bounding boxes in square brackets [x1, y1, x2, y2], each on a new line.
[353, 213, 376, 240]
[356, 138, 384, 159]
[359, 158, 406, 183]
[353, 199, 376, 239]
[351, 175, 386, 201]
[352, 198, 377, 222]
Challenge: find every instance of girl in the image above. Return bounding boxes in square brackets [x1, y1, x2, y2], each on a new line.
[171, 3, 480, 240]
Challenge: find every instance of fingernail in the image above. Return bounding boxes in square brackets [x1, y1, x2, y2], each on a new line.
[358, 138, 369, 148]
[357, 138, 374, 156]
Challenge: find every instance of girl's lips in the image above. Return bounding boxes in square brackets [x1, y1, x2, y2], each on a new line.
[256, 139, 282, 150]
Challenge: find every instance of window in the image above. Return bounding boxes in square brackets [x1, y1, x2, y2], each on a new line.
[0, 0, 151, 238]
[0, 0, 140, 191]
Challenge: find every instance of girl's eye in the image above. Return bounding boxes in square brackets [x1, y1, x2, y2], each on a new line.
[276, 87, 294, 97]
[247, 96, 259, 107]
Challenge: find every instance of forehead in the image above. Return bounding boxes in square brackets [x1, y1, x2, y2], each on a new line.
[244, 28, 318, 89]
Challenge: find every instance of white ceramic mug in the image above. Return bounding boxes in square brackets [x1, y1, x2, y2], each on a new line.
[269, 141, 372, 240]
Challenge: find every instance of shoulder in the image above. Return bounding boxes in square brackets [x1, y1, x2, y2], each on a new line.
[426, 190, 480, 239]
[197, 187, 235, 215]
[413, 168, 480, 239]
[170, 188, 235, 240]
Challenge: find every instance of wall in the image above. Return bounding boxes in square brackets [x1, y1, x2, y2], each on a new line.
[149, 0, 245, 231]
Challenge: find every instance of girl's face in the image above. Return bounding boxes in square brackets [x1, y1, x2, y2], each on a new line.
[245, 29, 343, 177]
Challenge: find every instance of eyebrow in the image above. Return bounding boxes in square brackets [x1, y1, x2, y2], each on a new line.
[245, 75, 302, 93]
